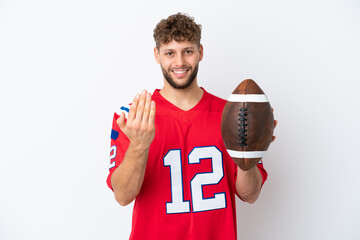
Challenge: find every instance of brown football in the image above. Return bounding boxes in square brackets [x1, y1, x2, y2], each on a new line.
[221, 79, 274, 171]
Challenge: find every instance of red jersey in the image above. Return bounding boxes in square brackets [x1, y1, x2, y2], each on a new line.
[107, 89, 267, 240]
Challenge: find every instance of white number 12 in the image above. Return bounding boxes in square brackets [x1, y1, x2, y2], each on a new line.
[163, 146, 226, 214]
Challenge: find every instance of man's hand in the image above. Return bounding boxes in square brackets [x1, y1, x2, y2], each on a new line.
[117, 90, 156, 150]
[235, 108, 277, 203]
[271, 108, 277, 143]
[111, 90, 156, 206]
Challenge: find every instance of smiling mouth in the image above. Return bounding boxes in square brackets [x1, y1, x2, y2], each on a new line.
[171, 68, 190, 77]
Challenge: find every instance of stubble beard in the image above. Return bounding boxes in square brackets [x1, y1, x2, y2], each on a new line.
[161, 64, 199, 90]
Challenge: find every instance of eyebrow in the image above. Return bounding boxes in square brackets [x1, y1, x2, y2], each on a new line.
[163, 47, 195, 52]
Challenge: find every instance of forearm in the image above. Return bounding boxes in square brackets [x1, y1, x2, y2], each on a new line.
[235, 165, 263, 203]
[111, 143, 149, 206]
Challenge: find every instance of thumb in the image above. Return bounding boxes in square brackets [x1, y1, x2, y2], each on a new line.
[116, 112, 126, 131]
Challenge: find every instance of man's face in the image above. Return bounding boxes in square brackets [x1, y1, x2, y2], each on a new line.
[154, 40, 203, 89]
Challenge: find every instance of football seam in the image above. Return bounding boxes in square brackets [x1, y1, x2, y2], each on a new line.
[237, 107, 248, 147]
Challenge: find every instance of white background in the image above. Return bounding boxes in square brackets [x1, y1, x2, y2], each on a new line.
[1, 0, 359, 239]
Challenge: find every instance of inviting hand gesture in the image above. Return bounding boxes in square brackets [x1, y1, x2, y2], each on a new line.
[117, 90, 156, 150]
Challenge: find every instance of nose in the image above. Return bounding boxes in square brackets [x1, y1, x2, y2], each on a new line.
[174, 53, 185, 67]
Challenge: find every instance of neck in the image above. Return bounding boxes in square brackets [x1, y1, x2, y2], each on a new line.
[159, 79, 204, 111]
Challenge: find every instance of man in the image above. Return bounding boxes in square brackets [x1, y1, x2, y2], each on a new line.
[107, 13, 275, 240]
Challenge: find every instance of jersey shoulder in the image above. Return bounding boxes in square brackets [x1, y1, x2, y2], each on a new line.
[203, 89, 227, 113]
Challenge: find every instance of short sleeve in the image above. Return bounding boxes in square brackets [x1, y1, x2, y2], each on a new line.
[234, 161, 268, 200]
[256, 161, 268, 187]
[106, 109, 130, 191]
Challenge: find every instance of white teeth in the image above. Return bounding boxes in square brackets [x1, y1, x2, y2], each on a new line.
[173, 70, 186, 74]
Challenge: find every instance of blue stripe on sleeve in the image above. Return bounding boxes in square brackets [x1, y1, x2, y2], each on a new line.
[111, 129, 119, 140]
[120, 106, 129, 113]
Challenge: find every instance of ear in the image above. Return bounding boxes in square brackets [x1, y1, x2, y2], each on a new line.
[198, 44, 204, 62]
[154, 47, 160, 64]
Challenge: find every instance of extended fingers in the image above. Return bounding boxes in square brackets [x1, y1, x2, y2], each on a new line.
[127, 90, 154, 130]
[148, 100, 156, 127]
[141, 92, 152, 127]
[128, 94, 140, 122]
[119, 90, 155, 145]
[134, 90, 147, 124]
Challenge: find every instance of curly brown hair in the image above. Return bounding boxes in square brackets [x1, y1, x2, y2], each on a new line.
[153, 13, 202, 50]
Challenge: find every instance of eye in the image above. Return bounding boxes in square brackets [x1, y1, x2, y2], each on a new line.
[185, 50, 193, 55]
[165, 52, 173, 56]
